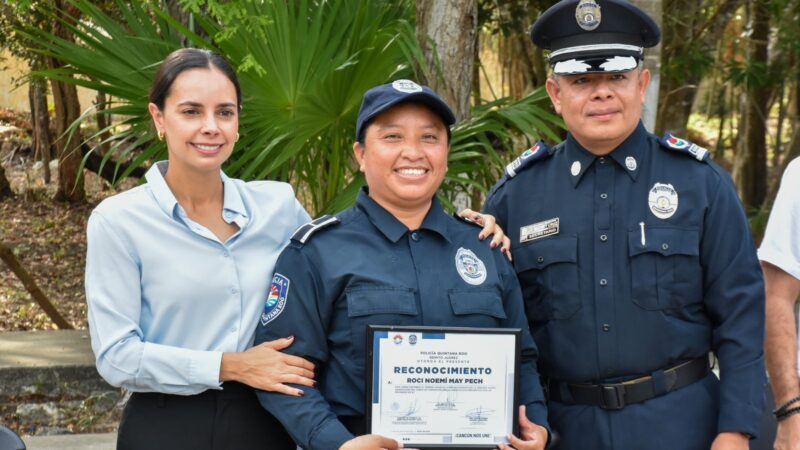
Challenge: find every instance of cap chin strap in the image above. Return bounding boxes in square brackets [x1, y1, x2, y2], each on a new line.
[549, 43, 643, 59]
[553, 55, 638, 75]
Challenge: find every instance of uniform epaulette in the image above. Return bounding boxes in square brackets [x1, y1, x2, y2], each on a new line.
[290, 215, 340, 245]
[452, 212, 483, 228]
[660, 133, 710, 162]
[488, 141, 556, 197]
[505, 141, 553, 178]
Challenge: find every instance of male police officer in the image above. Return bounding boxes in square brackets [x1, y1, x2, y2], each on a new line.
[481, 1, 766, 449]
[254, 81, 550, 450]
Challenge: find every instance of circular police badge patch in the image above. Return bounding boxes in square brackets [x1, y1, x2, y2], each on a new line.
[455, 247, 487, 285]
[392, 79, 423, 93]
[648, 183, 679, 219]
[625, 156, 637, 171]
[260, 273, 290, 326]
[575, 0, 601, 31]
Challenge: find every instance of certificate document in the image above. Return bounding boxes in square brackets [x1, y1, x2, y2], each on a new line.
[366, 326, 520, 449]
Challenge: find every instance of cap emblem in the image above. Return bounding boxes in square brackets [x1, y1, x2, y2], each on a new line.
[575, 0, 602, 31]
[392, 79, 423, 93]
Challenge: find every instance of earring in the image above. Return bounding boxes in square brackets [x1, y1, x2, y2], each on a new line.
[157, 130, 164, 141]
[235, 132, 240, 142]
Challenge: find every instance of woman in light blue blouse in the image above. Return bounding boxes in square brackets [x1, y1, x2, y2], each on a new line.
[86, 48, 510, 450]
[85, 48, 315, 450]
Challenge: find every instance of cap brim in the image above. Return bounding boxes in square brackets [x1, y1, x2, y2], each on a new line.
[553, 55, 639, 75]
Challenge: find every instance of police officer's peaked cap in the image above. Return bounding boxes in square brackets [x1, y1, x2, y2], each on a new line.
[531, 0, 660, 75]
[356, 80, 456, 141]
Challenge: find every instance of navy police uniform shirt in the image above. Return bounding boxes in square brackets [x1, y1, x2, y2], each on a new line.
[484, 122, 765, 438]
[254, 189, 549, 450]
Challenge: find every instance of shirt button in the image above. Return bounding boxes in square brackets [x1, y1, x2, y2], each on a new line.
[229, 326, 237, 333]
[662, 243, 669, 250]
[600, 193, 608, 199]
[231, 288, 238, 294]
[600, 234, 608, 242]
[224, 212, 233, 219]
[537, 256, 544, 263]
[411, 232, 420, 241]
[599, 157, 606, 164]
[223, 251, 230, 258]
[602, 324, 610, 332]
[599, 278, 608, 286]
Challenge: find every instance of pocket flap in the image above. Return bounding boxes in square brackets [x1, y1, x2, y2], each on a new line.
[514, 236, 578, 272]
[448, 289, 507, 319]
[628, 226, 700, 257]
[346, 287, 418, 317]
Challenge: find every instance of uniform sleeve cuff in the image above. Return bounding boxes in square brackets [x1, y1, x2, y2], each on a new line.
[718, 401, 762, 439]
[190, 350, 223, 389]
[309, 417, 354, 450]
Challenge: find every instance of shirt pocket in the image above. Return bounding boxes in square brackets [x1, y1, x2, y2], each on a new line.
[513, 236, 581, 321]
[628, 226, 701, 310]
[448, 288, 507, 328]
[346, 287, 419, 371]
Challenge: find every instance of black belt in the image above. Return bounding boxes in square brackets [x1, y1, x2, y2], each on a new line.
[545, 356, 710, 410]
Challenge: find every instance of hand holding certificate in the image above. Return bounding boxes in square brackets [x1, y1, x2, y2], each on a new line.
[366, 326, 522, 449]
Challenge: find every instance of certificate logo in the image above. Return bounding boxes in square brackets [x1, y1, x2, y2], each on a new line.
[455, 248, 487, 285]
[260, 273, 289, 326]
[409, 334, 417, 345]
[393, 334, 404, 345]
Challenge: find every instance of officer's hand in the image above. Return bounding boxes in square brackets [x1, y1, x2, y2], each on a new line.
[774, 414, 800, 450]
[458, 208, 513, 261]
[497, 406, 547, 450]
[339, 434, 413, 450]
[709, 431, 749, 450]
[220, 336, 316, 396]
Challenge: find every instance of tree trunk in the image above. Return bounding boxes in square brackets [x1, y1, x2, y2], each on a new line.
[0, 164, 13, 199]
[49, 0, 84, 203]
[28, 78, 52, 184]
[631, 0, 662, 132]
[0, 240, 73, 329]
[416, 0, 478, 121]
[733, 0, 769, 210]
[656, 0, 744, 136]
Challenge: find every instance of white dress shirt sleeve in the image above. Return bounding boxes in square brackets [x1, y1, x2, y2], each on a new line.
[86, 211, 223, 394]
[759, 158, 800, 280]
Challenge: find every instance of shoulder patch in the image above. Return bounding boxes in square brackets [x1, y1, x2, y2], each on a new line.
[290, 215, 340, 244]
[489, 141, 558, 197]
[660, 133, 710, 162]
[505, 141, 553, 178]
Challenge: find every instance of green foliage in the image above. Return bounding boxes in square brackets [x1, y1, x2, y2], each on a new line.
[23, 0, 563, 216]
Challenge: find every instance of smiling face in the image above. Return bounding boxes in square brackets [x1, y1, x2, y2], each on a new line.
[353, 102, 449, 216]
[148, 67, 239, 175]
[545, 68, 651, 155]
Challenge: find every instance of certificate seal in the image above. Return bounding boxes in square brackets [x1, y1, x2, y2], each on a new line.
[455, 248, 487, 285]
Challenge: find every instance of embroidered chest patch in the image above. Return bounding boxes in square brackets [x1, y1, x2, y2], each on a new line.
[455, 248, 487, 286]
[260, 273, 290, 326]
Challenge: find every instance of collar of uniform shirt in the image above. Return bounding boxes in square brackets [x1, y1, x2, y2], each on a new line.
[566, 120, 648, 188]
[144, 161, 249, 227]
[355, 187, 451, 243]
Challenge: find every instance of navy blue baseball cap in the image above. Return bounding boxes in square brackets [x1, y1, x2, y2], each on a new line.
[355, 80, 456, 141]
[531, 0, 660, 75]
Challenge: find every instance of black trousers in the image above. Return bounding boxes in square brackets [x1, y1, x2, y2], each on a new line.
[117, 382, 296, 450]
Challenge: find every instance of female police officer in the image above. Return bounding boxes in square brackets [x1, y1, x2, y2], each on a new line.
[253, 80, 550, 450]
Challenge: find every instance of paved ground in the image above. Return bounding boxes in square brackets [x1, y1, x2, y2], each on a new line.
[0, 330, 94, 369]
[22, 432, 116, 450]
